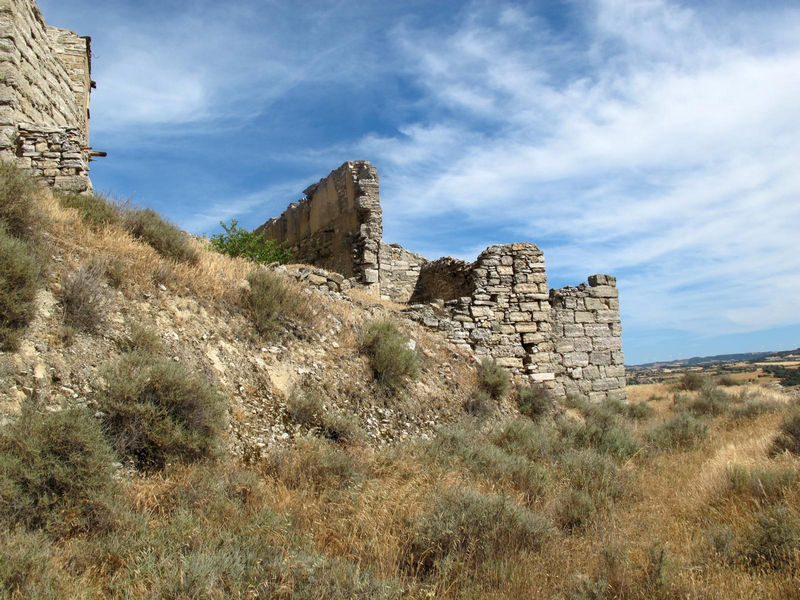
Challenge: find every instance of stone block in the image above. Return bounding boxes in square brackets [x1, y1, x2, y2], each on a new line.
[363, 268, 379, 283]
[574, 311, 594, 323]
[584, 324, 610, 337]
[515, 322, 538, 333]
[584, 297, 607, 310]
[604, 365, 626, 378]
[562, 324, 584, 338]
[513, 283, 539, 293]
[507, 311, 531, 322]
[589, 351, 612, 366]
[595, 309, 620, 323]
[521, 332, 547, 345]
[563, 352, 589, 367]
[494, 357, 523, 369]
[556, 341, 574, 353]
[589, 285, 618, 298]
[530, 372, 555, 382]
[496, 265, 513, 275]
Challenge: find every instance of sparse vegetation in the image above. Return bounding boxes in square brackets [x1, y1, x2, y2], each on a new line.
[242, 268, 309, 339]
[286, 385, 365, 443]
[123, 207, 199, 264]
[770, 407, 800, 456]
[57, 191, 120, 230]
[360, 320, 418, 391]
[0, 225, 42, 350]
[58, 260, 109, 333]
[516, 384, 554, 420]
[210, 218, 292, 264]
[476, 357, 510, 399]
[674, 371, 708, 391]
[645, 410, 708, 450]
[0, 162, 45, 240]
[763, 365, 800, 387]
[97, 352, 225, 470]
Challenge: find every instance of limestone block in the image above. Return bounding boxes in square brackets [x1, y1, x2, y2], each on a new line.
[496, 265, 513, 275]
[515, 322, 538, 333]
[521, 332, 547, 345]
[530, 372, 555, 382]
[499, 324, 516, 334]
[563, 352, 589, 368]
[569, 367, 583, 379]
[595, 310, 620, 323]
[513, 283, 540, 293]
[593, 337, 622, 351]
[363, 268, 379, 283]
[604, 365, 626, 378]
[607, 388, 628, 402]
[507, 311, 531, 322]
[562, 324, 584, 338]
[612, 351, 625, 364]
[589, 351, 612, 366]
[574, 311, 594, 323]
[470, 305, 493, 318]
[589, 285, 618, 298]
[584, 324, 610, 337]
[494, 357, 523, 368]
[53, 175, 88, 192]
[573, 338, 593, 352]
[584, 297, 607, 310]
[589, 391, 607, 404]
[556, 341, 574, 353]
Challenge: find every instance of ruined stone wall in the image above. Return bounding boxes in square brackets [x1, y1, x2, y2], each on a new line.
[256, 161, 382, 294]
[0, 0, 92, 191]
[378, 242, 427, 303]
[409, 257, 474, 304]
[550, 275, 627, 402]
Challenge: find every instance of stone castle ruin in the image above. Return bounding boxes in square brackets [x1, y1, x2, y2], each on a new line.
[0, 0, 100, 192]
[258, 161, 627, 403]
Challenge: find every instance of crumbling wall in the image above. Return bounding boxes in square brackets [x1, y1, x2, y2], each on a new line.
[255, 161, 382, 294]
[0, 0, 93, 192]
[378, 242, 427, 303]
[550, 275, 627, 402]
[409, 256, 473, 304]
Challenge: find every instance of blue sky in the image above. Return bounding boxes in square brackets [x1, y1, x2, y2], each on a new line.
[38, 0, 800, 365]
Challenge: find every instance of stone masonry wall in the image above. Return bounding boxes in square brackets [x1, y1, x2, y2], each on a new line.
[550, 275, 626, 402]
[256, 161, 383, 295]
[0, 0, 93, 192]
[378, 242, 427, 303]
[258, 161, 627, 403]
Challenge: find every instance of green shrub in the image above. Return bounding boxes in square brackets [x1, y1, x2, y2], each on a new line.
[763, 365, 800, 387]
[727, 390, 780, 420]
[98, 352, 225, 470]
[123, 207, 198, 264]
[557, 487, 595, 530]
[262, 436, 361, 490]
[242, 269, 307, 340]
[742, 504, 800, 570]
[0, 163, 44, 240]
[559, 448, 629, 507]
[725, 464, 799, 501]
[0, 225, 41, 350]
[490, 418, 563, 462]
[683, 383, 730, 416]
[770, 408, 800, 456]
[476, 357, 511, 399]
[673, 372, 708, 391]
[0, 407, 117, 538]
[406, 488, 551, 575]
[359, 321, 418, 391]
[516, 384, 553, 420]
[57, 191, 120, 230]
[0, 528, 72, 599]
[58, 261, 108, 333]
[646, 411, 708, 451]
[210, 219, 292, 264]
[117, 322, 163, 354]
[716, 374, 743, 387]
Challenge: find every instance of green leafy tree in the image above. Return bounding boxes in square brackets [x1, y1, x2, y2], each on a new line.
[210, 219, 292, 264]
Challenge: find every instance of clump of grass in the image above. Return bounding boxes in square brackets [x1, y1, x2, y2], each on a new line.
[117, 322, 163, 354]
[0, 225, 42, 350]
[516, 384, 553, 420]
[645, 411, 708, 451]
[98, 352, 225, 471]
[560, 399, 640, 459]
[104, 256, 126, 288]
[123, 207, 198, 264]
[770, 407, 800, 456]
[0, 528, 73, 599]
[242, 269, 306, 340]
[405, 487, 551, 576]
[476, 357, 511, 399]
[58, 260, 109, 333]
[359, 321, 418, 392]
[0, 162, 45, 240]
[673, 372, 708, 391]
[682, 383, 730, 416]
[262, 436, 361, 490]
[464, 389, 494, 416]
[725, 464, 799, 502]
[717, 374, 743, 387]
[0, 407, 118, 538]
[57, 191, 120, 230]
[741, 504, 800, 570]
[490, 418, 562, 462]
[210, 219, 292, 264]
[286, 387, 365, 443]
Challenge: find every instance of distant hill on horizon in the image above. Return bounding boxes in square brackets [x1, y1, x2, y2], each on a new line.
[627, 347, 800, 370]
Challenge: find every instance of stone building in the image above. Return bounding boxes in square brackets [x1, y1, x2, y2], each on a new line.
[257, 161, 627, 403]
[0, 0, 99, 192]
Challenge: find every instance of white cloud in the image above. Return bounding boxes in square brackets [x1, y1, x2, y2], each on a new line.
[369, 0, 800, 338]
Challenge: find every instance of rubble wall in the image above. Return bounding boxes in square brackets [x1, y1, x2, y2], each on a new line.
[0, 0, 93, 192]
[409, 256, 474, 304]
[255, 161, 382, 294]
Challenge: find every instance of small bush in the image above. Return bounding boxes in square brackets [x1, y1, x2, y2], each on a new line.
[57, 191, 120, 230]
[406, 488, 551, 575]
[717, 374, 743, 387]
[561, 400, 639, 459]
[210, 219, 292, 264]
[243, 269, 303, 340]
[98, 352, 225, 470]
[559, 448, 629, 508]
[646, 411, 708, 451]
[104, 256, 126, 288]
[684, 383, 730, 416]
[0, 163, 44, 240]
[763, 365, 800, 387]
[0, 225, 41, 350]
[771, 408, 800, 456]
[0, 529, 71, 599]
[476, 357, 511, 399]
[516, 384, 553, 420]
[727, 389, 780, 420]
[673, 372, 708, 391]
[360, 321, 418, 392]
[464, 389, 494, 416]
[624, 400, 654, 420]
[123, 207, 198, 264]
[117, 323, 163, 354]
[286, 387, 364, 443]
[262, 436, 360, 490]
[59, 261, 108, 333]
[725, 464, 799, 501]
[742, 504, 800, 570]
[490, 418, 563, 462]
[0, 407, 117, 538]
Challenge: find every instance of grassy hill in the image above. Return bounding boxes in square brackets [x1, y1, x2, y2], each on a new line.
[2, 165, 800, 598]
